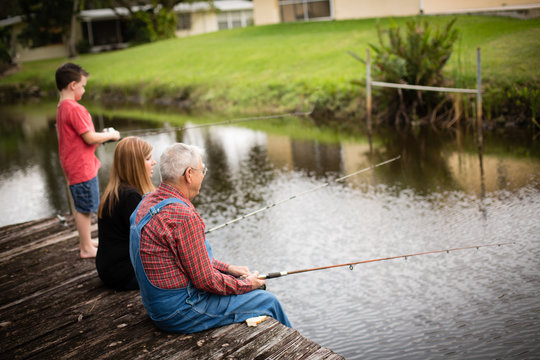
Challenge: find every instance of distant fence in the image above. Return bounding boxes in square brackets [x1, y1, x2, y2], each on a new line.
[365, 48, 483, 147]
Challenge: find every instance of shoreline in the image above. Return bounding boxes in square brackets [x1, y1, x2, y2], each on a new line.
[0, 80, 538, 131]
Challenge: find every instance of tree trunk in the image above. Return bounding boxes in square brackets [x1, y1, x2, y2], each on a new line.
[68, 0, 79, 58]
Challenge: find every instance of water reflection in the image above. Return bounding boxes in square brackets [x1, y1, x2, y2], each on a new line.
[1, 104, 539, 359]
[1, 104, 539, 227]
[2, 105, 538, 228]
[0, 110, 69, 221]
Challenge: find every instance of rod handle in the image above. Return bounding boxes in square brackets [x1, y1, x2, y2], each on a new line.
[259, 271, 287, 279]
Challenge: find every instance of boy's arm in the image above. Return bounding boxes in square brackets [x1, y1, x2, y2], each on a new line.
[81, 129, 120, 145]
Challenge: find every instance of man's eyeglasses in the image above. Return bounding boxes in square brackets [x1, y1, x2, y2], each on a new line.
[183, 166, 208, 176]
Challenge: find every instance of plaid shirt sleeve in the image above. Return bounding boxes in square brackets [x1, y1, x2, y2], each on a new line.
[175, 210, 252, 295]
[212, 259, 230, 273]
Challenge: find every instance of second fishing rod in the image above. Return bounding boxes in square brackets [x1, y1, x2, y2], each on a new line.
[205, 155, 401, 234]
[113, 109, 314, 139]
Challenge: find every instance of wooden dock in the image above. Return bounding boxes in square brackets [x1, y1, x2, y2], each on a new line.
[0, 215, 345, 359]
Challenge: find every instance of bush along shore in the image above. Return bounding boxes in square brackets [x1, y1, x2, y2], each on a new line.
[1, 74, 537, 133]
[1, 15, 539, 131]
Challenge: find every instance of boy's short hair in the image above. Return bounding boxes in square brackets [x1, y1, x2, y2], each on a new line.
[55, 63, 89, 91]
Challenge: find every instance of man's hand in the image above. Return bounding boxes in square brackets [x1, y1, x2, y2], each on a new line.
[246, 271, 266, 291]
[227, 265, 250, 278]
[227, 265, 266, 290]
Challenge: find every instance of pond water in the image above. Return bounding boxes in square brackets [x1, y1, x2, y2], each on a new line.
[1, 102, 539, 359]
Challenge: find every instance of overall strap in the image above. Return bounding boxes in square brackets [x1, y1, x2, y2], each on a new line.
[130, 197, 189, 230]
[148, 198, 189, 217]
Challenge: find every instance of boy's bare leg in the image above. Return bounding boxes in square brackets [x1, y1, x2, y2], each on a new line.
[74, 210, 97, 258]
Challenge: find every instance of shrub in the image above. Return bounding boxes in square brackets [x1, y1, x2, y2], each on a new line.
[75, 39, 91, 54]
[126, 8, 178, 45]
[369, 17, 459, 125]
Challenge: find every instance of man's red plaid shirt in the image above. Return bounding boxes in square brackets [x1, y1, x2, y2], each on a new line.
[135, 182, 251, 295]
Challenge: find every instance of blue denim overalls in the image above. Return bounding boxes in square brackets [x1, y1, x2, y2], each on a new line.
[129, 198, 291, 333]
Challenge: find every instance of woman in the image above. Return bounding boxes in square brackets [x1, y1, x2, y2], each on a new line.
[96, 137, 156, 290]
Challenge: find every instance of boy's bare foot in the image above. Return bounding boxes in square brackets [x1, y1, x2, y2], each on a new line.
[91, 239, 99, 248]
[80, 246, 97, 259]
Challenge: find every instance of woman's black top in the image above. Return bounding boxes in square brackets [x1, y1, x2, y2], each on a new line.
[96, 185, 141, 290]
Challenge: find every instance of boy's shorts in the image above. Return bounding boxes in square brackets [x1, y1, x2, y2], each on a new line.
[69, 176, 100, 213]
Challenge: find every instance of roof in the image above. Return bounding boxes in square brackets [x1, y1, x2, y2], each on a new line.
[1, 2, 254, 25]
[175, 0, 253, 13]
[78, 5, 152, 21]
[78, 1, 253, 21]
[0, 15, 22, 27]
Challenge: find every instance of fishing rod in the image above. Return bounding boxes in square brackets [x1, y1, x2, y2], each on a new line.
[205, 155, 401, 234]
[117, 109, 314, 138]
[258, 242, 514, 279]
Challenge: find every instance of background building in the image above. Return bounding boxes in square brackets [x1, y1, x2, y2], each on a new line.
[0, 0, 254, 63]
[253, 0, 540, 25]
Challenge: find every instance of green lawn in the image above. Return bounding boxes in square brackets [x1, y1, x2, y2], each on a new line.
[2, 15, 539, 115]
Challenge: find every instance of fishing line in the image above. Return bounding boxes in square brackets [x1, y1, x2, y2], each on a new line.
[205, 155, 401, 234]
[258, 242, 514, 279]
[114, 109, 314, 138]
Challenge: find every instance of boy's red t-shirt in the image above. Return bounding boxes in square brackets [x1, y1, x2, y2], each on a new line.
[57, 99, 101, 185]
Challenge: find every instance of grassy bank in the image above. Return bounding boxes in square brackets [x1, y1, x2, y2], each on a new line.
[1, 15, 539, 126]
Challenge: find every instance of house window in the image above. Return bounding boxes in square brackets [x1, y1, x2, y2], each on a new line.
[279, 0, 331, 22]
[217, 13, 229, 30]
[231, 12, 242, 28]
[88, 19, 122, 46]
[217, 11, 252, 30]
[177, 13, 191, 30]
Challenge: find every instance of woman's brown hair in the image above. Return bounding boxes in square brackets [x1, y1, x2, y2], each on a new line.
[98, 137, 155, 218]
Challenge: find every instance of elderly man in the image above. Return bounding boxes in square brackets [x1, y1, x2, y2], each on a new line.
[129, 143, 291, 333]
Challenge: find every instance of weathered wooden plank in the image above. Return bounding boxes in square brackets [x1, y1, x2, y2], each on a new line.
[0, 223, 97, 262]
[34, 305, 155, 360]
[0, 278, 127, 351]
[0, 270, 97, 313]
[0, 255, 95, 306]
[217, 318, 299, 360]
[270, 332, 323, 359]
[97, 317, 279, 359]
[0, 216, 345, 360]
[306, 347, 346, 359]
[0, 217, 66, 244]
[2, 291, 145, 358]
[123, 323, 246, 359]
[0, 227, 78, 262]
[182, 318, 283, 360]
[0, 238, 98, 305]
[0, 216, 76, 253]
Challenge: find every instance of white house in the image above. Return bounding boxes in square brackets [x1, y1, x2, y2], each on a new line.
[253, 0, 540, 25]
[174, 0, 254, 37]
[0, 0, 254, 63]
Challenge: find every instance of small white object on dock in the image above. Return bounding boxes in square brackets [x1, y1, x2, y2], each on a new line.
[245, 315, 268, 327]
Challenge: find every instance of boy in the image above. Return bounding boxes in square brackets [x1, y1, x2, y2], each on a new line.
[56, 63, 120, 258]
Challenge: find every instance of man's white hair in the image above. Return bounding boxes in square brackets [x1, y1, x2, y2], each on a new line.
[159, 143, 204, 183]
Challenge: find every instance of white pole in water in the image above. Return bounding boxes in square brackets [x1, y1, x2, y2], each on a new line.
[476, 47, 483, 151]
[366, 49, 372, 136]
